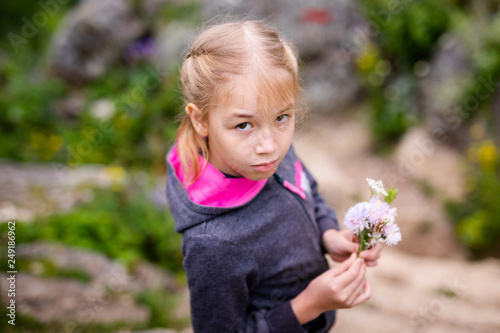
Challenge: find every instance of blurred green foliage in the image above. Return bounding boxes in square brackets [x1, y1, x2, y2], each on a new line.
[453, 10, 500, 126]
[0, 0, 185, 172]
[447, 139, 500, 259]
[0, 57, 181, 170]
[13, 184, 183, 274]
[137, 289, 191, 329]
[0, 2, 194, 330]
[359, 0, 454, 71]
[356, 0, 455, 151]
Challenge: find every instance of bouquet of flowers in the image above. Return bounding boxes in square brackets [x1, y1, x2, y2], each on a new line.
[344, 178, 401, 257]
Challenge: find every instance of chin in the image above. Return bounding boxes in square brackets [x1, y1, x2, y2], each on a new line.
[247, 175, 268, 181]
[245, 170, 276, 181]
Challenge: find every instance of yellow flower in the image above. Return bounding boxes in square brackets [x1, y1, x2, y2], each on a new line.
[30, 130, 63, 160]
[356, 42, 380, 72]
[479, 141, 497, 163]
[478, 140, 498, 172]
[101, 166, 127, 191]
[103, 166, 126, 183]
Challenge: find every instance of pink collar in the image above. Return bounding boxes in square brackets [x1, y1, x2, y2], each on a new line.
[168, 146, 268, 208]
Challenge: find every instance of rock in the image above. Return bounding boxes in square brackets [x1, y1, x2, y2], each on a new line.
[131, 260, 178, 293]
[418, 33, 474, 149]
[0, 273, 149, 324]
[16, 242, 178, 294]
[0, 242, 179, 325]
[152, 20, 197, 72]
[302, 55, 362, 116]
[0, 162, 120, 220]
[492, 86, 500, 143]
[54, 90, 85, 119]
[49, 0, 144, 84]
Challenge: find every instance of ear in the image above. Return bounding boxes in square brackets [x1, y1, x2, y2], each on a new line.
[186, 103, 208, 137]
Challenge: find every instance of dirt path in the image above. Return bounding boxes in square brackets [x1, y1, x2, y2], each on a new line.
[292, 111, 500, 333]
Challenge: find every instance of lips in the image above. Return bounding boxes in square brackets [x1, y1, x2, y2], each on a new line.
[251, 159, 278, 173]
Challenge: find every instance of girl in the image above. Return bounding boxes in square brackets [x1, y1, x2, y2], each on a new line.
[166, 20, 382, 332]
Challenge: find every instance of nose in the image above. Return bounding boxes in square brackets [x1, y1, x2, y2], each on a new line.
[254, 127, 278, 155]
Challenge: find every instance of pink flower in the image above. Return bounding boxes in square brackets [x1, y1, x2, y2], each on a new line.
[342, 178, 401, 255]
[384, 223, 402, 246]
[367, 197, 390, 227]
[343, 202, 370, 232]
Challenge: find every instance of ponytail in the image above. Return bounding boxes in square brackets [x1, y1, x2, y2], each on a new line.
[176, 115, 208, 185]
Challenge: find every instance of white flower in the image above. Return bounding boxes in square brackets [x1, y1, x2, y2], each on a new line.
[366, 178, 388, 197]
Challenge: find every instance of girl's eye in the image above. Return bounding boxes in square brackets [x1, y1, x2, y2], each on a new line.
[236, 122, 252, 131]
[276, 114, 289, 122]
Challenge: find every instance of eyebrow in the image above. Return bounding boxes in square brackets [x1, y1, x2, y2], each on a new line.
[227, 105, 293, 120]
[230, 112, 255, 119]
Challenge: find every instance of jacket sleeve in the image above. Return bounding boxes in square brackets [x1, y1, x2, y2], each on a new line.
[183, 234, 307, 333]
[303, 165, 340, 235]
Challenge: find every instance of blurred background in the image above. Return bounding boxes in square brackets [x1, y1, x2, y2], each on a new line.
[0, 0, 500, 332]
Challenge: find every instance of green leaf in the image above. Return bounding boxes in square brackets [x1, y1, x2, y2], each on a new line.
[385, 187, 398, 204]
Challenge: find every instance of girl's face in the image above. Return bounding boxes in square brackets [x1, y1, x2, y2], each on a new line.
[205, 84, 295, 181]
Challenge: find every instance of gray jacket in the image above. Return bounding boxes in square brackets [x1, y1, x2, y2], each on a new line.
[166, 145, 339, 332]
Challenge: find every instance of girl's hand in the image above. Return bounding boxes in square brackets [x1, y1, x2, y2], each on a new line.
[322, 229, 383, 267]
[322, 229, 358, 262]
[359, 242, 382, 267]
[291, 253, 370, 324]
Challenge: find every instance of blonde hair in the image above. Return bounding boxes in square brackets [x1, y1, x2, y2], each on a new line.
[176, 20, 306, 184]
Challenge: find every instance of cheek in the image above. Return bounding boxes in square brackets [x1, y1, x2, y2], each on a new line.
[278, 127, 295, 147]
[230, 133, 257, 152]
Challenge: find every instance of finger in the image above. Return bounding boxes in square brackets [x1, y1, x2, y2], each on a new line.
[343, 261, 367, 301]
[330, 249, 357, 263]
[351, 232, 359, 243]
[343, 229, 359, 244]
[360, 242, 382, 261]
[329, 252, 357, 277]
[346, 275, 367, 306]
[341, 229, 355, 240]
[351, 280, 371, 307]
[329, 253, 351, 263]
[330, 256, 365, 290]
[365, 260, 378, 267]
[338, 231, 359, 254]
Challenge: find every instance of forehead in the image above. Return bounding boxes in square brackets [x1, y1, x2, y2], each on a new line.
[214, 69, 296, 118]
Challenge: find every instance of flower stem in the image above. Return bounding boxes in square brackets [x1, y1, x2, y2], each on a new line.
[357, 229, 367, 258]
